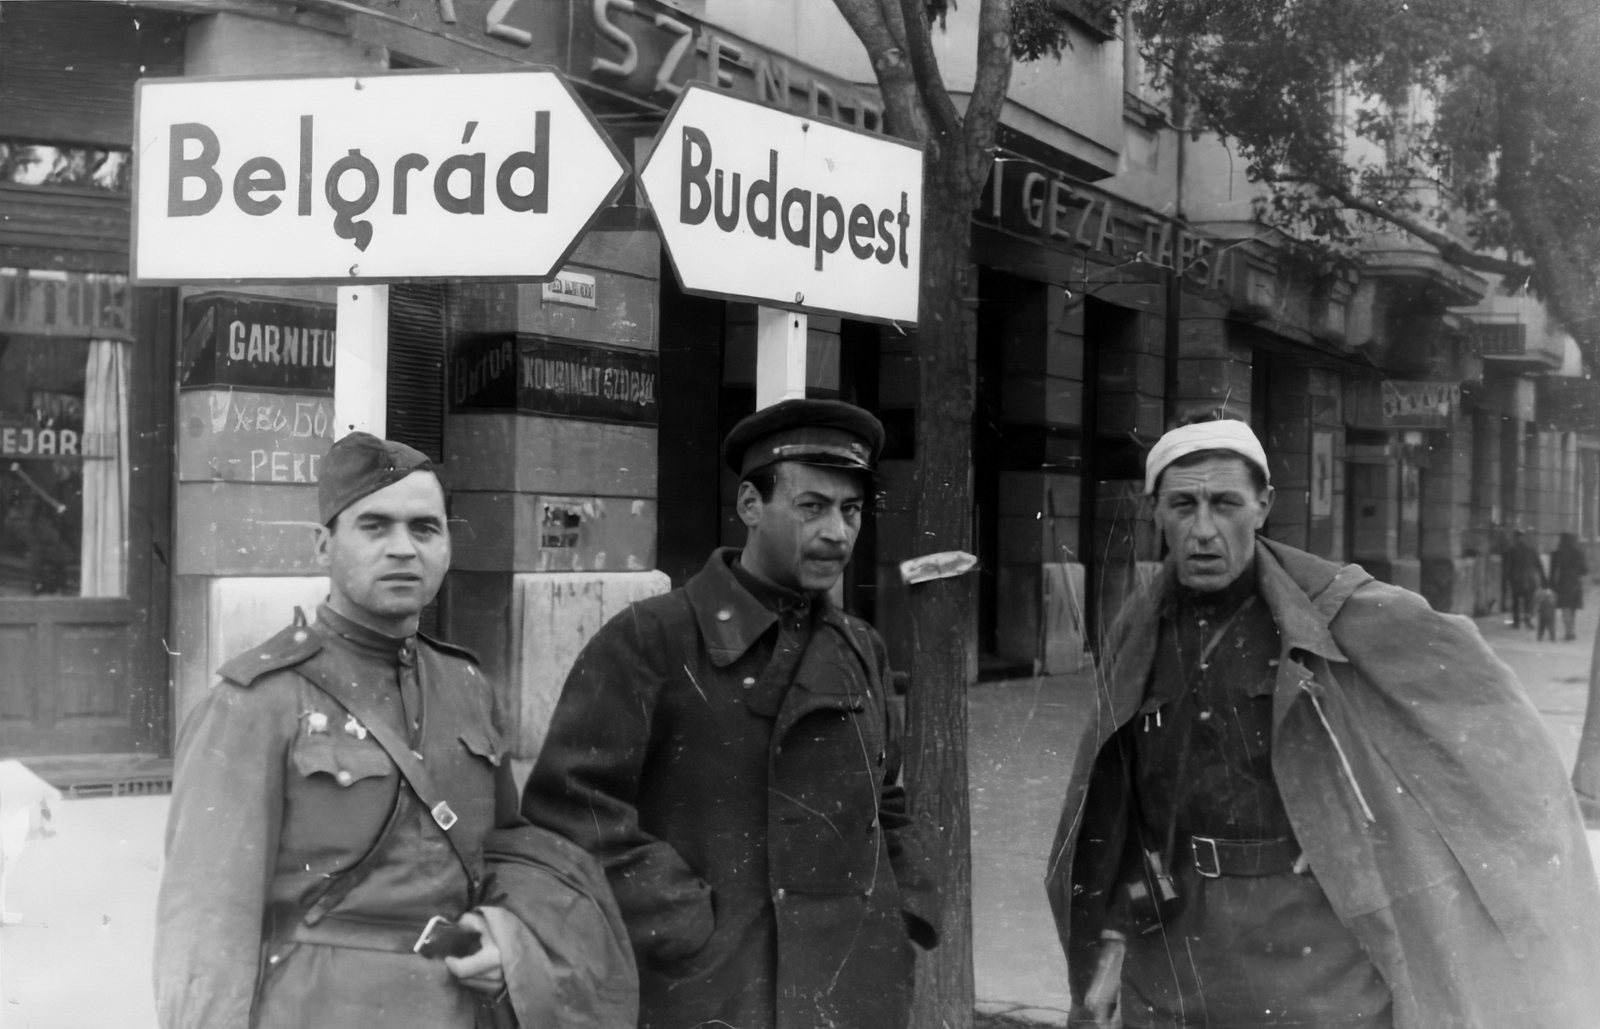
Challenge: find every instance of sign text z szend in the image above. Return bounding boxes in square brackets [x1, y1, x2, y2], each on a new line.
[131, 70, 628, 284]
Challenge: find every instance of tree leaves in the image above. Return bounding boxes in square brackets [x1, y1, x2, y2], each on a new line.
[1132, 0, 1600, 352]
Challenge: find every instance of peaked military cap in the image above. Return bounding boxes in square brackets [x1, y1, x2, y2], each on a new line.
[722, 398, 884, 478]
[319, 431, 434, 524]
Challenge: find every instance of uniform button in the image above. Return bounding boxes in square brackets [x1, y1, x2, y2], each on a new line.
[774, 888, 786, 902]
[743, 677, 756, 688]
[717, 609, 732, 622]
[268, 954, 281, 965]
[335, 770, 353, 786]
[292, 630, 308, 643]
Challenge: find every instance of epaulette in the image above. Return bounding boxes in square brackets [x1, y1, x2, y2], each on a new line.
[417, 630, 481, 666]
[217, 623, 324, 686]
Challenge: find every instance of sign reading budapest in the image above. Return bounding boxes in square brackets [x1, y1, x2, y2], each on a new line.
[637, 85, 922, 324]
[131, 70, 628, 283]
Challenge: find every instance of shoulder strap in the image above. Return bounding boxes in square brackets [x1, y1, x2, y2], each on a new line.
[416, 629, 481, 666]
[217, 622, 322, 687]
[292, 653, 480, 888]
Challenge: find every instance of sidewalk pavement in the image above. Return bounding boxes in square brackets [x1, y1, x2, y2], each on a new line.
[3, 601, 1599, 1028]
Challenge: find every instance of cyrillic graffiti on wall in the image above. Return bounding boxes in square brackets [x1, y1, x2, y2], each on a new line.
[177, 389, 336, 483]
[180, 293, 337, 394]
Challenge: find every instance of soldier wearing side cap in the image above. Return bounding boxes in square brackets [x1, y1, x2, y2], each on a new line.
[1046, 416, 1600, 1029]
[523, 398, 941, 1029]
[154, 432, 636, 1029]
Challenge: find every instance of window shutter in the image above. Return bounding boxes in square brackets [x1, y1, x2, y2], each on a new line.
[386, 285, 446, 461]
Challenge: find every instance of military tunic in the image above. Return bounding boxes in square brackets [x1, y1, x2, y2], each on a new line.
[1113, 571, 1391, 1028]
[155, 606, 517, 1029]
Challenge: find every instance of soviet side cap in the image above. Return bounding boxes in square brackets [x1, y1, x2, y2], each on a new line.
[319, 431, 434, 524]
[722, 398, 885, 478]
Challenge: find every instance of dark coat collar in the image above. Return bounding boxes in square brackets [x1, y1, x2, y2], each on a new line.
[684, 548, 852, 668]
[1103, 537, 1362, 726]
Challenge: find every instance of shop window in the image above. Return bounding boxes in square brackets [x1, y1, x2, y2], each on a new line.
[0, 335, 127, 597]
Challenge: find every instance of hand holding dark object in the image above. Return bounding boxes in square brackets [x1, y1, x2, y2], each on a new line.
[442, 910, 507, 996]
[414, 915, 484, 959]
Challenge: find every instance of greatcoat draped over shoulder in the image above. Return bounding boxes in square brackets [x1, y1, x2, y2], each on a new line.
[1046, 537, 1600, 1028]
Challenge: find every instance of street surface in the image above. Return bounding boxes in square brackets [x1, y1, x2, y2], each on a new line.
[1, 603, 1598, 1027]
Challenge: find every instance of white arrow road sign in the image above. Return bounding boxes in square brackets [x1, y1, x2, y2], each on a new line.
[638, 84, 922, 325]
[132, 69, 628, 283]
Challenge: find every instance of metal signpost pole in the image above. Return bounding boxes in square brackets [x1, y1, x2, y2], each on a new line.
[755, 306, 807, 410]
[335, 285, 390, 437]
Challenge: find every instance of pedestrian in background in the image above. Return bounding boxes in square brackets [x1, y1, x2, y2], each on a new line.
[523, 399, 940, 1029]
[154, 433, 636, 1029]
[1549, 531, 1588, 641]
[1505, 527, 1546, 628]
[1047, 417, 1600, 1029]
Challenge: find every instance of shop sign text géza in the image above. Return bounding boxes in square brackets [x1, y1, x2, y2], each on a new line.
[637, 85, 921, 325]
[131, 69, 628, 284]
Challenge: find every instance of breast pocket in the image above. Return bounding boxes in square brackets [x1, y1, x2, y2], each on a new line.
[281, 735, 397, 862]
[291, 736, 393, 787]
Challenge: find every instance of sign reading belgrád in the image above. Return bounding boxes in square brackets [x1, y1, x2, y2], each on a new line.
[638, 85, 922, 325]
[131, 70, 629, 283]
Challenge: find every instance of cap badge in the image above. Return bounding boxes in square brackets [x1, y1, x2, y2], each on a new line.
[343, 714, 369, 740]
[306, 711, 329, 734]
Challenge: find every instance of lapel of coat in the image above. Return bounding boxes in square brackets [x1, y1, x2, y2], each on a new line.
[772, 609, 875, 742]
[1253, 538, 1365, 734]
[683, 548, 778, 668]
[1097, 562, 1168, 747]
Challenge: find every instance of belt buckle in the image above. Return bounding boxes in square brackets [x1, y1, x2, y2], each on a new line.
[1192, 835, 1223, 878]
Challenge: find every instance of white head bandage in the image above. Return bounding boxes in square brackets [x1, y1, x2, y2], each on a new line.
[1145, 420, 1270, 496]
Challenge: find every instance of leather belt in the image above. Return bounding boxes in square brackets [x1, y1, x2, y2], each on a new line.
[288, 914, 432, 954]
[1190, 835, 1300, 878]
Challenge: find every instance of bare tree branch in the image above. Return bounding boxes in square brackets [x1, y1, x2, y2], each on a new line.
[896, 0, 964, 144]
[964, 0, 1016, 194]
[834, 0, 930, 142]
[1292, 176, 1536, 281]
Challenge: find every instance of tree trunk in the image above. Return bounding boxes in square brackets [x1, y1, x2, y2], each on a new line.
[904, 150, 979, 1029]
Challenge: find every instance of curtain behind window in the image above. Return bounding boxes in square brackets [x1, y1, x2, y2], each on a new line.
[79, 339, 127, 597]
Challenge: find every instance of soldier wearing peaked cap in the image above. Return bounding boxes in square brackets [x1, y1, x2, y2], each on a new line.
[524, 398, 941, 1029]
[155, 432, 636, 1029]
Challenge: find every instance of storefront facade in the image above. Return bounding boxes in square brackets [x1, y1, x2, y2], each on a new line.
[9, 0, 1600, 787]
[0, 0, 901, 784]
